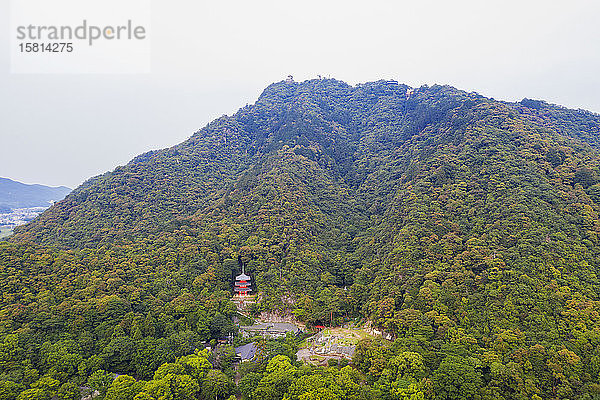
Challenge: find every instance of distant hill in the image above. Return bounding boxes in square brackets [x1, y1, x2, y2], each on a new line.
[0, 177, 71, 210]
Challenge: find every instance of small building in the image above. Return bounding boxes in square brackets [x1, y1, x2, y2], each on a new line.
[240, 322, 301, 339]
[235, 342, 258, 362]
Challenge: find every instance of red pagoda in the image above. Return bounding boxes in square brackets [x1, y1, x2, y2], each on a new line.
[234, 266, 252, 296]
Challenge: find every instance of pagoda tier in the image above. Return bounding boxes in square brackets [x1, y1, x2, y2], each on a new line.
[235, 273, 251, 281]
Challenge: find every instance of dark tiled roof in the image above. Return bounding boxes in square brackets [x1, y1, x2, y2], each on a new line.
[235, 342, 258, 361]
[240, 322, 300, 334]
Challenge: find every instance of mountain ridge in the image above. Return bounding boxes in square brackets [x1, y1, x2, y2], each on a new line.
[0, 177, 71, 210]
[5, 78, 600, 398]
[14, 79, 600, 248]
[14, 80, 596, 244]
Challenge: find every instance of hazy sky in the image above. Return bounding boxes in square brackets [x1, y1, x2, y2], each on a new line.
[1, 0, 600, 188]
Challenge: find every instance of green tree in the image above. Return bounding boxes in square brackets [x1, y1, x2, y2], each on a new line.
[432, 356, 481, 400]
[105, 375, 145, 400]
[201, 370, 234, 400]
[87, 369, 114, 399]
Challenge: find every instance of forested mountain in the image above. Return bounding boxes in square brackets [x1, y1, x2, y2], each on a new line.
[0, 177, 70, 210]
[3, 79, 600, 399]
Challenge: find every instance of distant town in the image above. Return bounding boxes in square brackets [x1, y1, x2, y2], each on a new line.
[0, 206, 47, 226]
[0, 207, 48, 238]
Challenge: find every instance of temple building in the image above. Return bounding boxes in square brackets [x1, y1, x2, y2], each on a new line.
[240, 322, 301, 339]
[234, 266, 252, 296]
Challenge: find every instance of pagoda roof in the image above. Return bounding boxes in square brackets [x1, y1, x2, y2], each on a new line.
[236, 273, 251, 281]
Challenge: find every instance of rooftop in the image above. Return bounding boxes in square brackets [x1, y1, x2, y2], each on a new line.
[236, 273, 251, 281]
[240, 322, 300, 334]
[235, 342, 258, 361]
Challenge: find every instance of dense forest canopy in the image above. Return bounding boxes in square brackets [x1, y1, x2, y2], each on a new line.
[3, 78, 600, 399]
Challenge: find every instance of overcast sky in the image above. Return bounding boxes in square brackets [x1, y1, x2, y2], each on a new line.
[1, 0, 600, 188]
